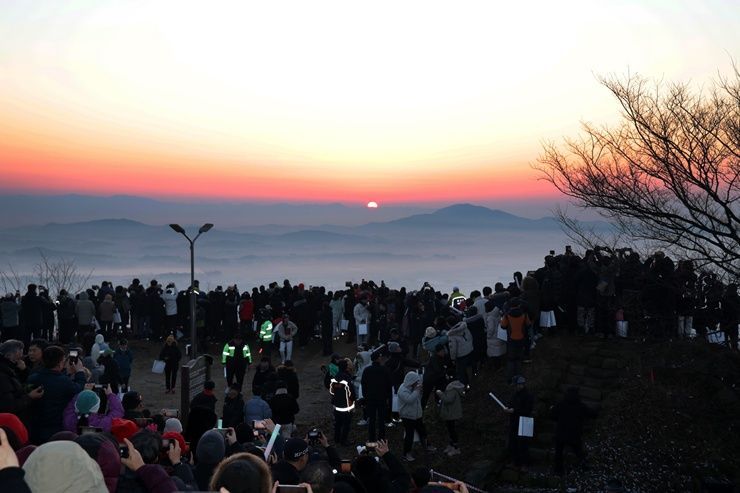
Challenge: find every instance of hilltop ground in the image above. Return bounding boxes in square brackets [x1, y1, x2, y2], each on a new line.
[129, 333, 740, 493]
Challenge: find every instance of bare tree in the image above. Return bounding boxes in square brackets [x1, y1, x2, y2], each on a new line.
[536, 67, 740, 278]
[0, 252, 93, 298]
[34, 250, 94, 297]
[0, 264, 30, 296]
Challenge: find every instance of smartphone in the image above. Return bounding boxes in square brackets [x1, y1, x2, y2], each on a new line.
[69, 350, 79, 364]
[253, 420, 266, 430]
[340, 460, 351, 474]
[276, 486, 308, 493]
[79, 426, 103, 435]
[119, 445, 129, 458]
[365, 442, 377, 449]
[163, 409, 179, 418]
[93, 384, 105, 390]
[161, 439, 173, 451]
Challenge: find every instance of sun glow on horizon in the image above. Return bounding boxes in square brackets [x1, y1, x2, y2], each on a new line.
[0, 0, 737, 203]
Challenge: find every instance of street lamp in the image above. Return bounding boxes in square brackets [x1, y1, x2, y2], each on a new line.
[169, 223, 213, 359]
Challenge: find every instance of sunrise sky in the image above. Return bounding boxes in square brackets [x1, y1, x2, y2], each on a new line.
[0, 0, 738, 206]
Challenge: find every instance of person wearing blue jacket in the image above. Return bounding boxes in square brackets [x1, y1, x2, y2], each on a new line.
[244, 386, 272, 423]
[27, 346, 86, 444]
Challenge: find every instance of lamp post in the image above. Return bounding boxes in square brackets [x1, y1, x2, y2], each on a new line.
[169, 223, 213, 359]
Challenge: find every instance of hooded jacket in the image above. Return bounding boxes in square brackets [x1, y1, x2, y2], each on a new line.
[23, 440, 107, 493]
[397, 371, 422, 420]
[244, 395, 272, 423]
[74, 433, 121, 493]
[438, 380, 465, 421]
[75, 292, 96, 326]
[63, 391, 124, 433]
[91, 334, 109, 366]
[486, 307, 507, 357]
[446, 321, 473, 360]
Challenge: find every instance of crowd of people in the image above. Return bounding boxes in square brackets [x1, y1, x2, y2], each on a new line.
[0, 245, 738, 492]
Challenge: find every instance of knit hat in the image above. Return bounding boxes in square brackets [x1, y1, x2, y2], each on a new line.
[196, 430, 226, 464]
[75, 390, 101, 415]
[283, 438, 309, 461]
[388, 342, 402, 353]
[24, 441, 107, 493]
[110, 418, 138, 443]
[121, 391, 142, 410]
[162, 431, 189, 454]
[424, 327, 437, 339]
[0, 413, 29, 446]
[163, 418, 183, 434]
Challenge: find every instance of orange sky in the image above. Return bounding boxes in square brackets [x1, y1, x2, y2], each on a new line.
[0, 1, 737, 205]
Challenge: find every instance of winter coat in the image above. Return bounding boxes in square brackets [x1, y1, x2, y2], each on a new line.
[75, 292, 96, 326]
[159, 343, 181, 368]
[509, 388, 534, 429]
[0, 356, 32, 416]
[91, 334, 109, 366]
[27, 367, 86, 443]
[162, 288, 178, 316]
[421, 333, 448, 353]
[20, 292, 43, 330]
[270, 388, 299, 424]
[276, 321, 298, 342]
[397, 371, 423, 420]
[276, 366, 300, 399]
[354, 302, 371, 325]
[438, 380, 465, 421]
[63, 392, 124, 433]
[520, 276, 540, 323]
[385, 353, 420, 391]
[486, 308, 507, 357]
[447, 321, 474, 360]
[116, 463, 180, 493]
[252, 366, 275, 396]
[329, 370, 356, 412]
[98, 299, 116, 322]
[222, 394, 245, 428]
[361, 361, 393, 402]
[73, 433, 122, 493]
[244, 395, 272, 422]
[0, 467, 31, 493]
[1, 299, 21, 327]
[114, 349, 133, 379]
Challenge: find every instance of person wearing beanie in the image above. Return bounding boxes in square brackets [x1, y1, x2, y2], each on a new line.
[0, 413, 29, 447]
[23, 440, 107, 493]
[271, 437, 309, 485]
[194, 430, 226, 490]
[163, 417, 183, 434]
[63, 386, 124, 433]
[421, 326, 448, 357]
[110, 418, 138, 443]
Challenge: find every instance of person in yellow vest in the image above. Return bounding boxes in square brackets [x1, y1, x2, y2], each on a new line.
[221, 333, 252, 391]
[258, 319, 274, 359]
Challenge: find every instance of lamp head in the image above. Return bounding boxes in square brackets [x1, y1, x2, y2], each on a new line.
[169, 224, 185, 234]
[199, 223, 214, 234]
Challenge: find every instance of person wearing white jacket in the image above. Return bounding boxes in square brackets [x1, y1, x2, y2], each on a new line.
[275, 314, 298, 364]
[447, 317, 474, 386]
[486, 304, 507, 370]
[353, 299, 372, 348]
[397, 371, 434, 461]
[162, 283, 178, 334]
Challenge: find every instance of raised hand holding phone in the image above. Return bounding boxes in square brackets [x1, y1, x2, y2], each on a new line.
[167, 438, 182, 465]
[121, 438, 145, 472]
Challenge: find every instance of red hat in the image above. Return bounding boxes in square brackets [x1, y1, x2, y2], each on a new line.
[162, 431, 189, 454]
[110, 418, 138, 443]
[0, 413, 29, 446]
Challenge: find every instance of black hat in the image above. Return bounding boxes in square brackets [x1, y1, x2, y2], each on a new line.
[283, 438, 309, 461]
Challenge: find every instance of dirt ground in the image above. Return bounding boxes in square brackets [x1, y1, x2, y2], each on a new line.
[127, 337, 347, 428]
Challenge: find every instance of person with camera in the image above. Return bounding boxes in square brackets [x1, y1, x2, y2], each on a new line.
[27, 346, 86, 443]
[349, 438, 412, 493]
[116, 431, 180, 493]
[63, 383, 124, 433]
[272, 437, 311, 485]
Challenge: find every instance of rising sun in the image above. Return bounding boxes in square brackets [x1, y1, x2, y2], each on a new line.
[367, 201, 379, 208]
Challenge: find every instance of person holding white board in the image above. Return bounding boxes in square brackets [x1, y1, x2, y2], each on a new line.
[504, 375, 534, 470]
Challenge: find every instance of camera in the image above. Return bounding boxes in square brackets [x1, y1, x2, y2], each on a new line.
[161, 439, 174, 451]
[119, 445, 129, 458]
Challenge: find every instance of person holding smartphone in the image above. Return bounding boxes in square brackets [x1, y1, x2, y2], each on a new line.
[63, 384, 124, 433]
[397, 371, 435, 462]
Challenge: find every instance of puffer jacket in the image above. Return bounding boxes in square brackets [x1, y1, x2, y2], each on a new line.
[63, 392, 124, 433]
[486, 307, 506, 357]
[438, 380, 465, 421]
[75, 292, 96, 326]
[397, 371, 422, 420]
[447, 321, 473, 360]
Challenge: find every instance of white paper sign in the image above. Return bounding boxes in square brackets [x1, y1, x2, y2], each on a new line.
[152, 360, 165, 374]
[497, 327, 508, 341]
[518, 416, 534, 437]
[358, 323, 368, 336]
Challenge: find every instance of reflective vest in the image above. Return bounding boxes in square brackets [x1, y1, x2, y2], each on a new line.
[259, 321, 273, 342]
[221, 343, 252, 364]
[329, 378, 355, 412]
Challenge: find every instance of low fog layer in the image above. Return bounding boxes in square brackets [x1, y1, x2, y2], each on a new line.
[0, 203, 582, 293]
